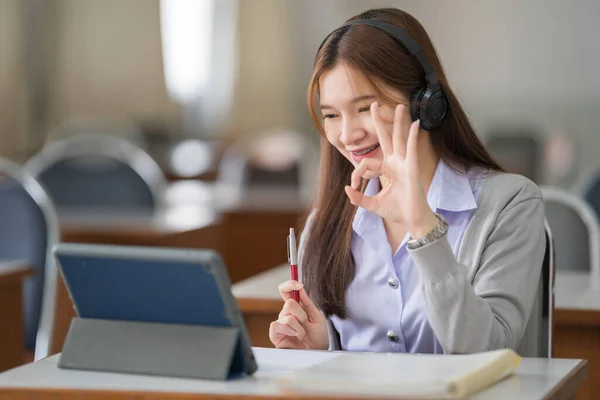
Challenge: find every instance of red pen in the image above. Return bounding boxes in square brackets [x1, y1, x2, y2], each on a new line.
[287, 228, 300, 302]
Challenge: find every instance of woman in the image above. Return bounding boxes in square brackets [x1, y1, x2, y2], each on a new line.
[269, 7, 546, 355]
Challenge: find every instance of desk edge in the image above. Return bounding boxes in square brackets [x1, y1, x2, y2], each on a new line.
[0, 386, 328, 400]
[544, 359, 588, 400]
[0, 263, 33, 287]
[236, 297, 282, 313]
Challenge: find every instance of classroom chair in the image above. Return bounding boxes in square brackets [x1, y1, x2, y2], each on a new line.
[516, 221, 554, 358]
[577, 166, 600, 223]
[541, 186, 600, 274]
[0, 158, 60, 360]
[24, 134, 167, 214]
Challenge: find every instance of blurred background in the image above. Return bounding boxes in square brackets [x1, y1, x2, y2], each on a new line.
[1, 0, 599, 187]
[2, 1, 600, 397]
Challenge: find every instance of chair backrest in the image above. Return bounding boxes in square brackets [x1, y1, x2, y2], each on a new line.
[0, 158, 60, 359]
[540, 186, 600, 276]
[25, 134, 167, 214]
[517, 221, 555, 358]
[577, 166, 600, 223]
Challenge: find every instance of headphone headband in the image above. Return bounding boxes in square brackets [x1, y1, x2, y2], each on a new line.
[316, 17, 448, 130]
[317, 19, 438, 86]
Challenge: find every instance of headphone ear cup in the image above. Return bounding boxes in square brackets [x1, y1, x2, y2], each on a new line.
[410, 89, 425, 122]
[411, 85, 448, 131]
[423, 88, 448, 130]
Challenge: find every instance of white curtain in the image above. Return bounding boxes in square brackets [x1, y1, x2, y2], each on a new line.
[160, 0, 238, 138]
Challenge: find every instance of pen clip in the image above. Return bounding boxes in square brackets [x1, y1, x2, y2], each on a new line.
[287, 235, 291, 263]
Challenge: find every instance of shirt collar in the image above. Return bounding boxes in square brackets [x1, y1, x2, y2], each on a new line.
[427, 159, 478, 213]
[352, 159, 478, 235]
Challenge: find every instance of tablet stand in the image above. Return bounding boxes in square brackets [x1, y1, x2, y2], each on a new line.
[58, 317, 244, 380]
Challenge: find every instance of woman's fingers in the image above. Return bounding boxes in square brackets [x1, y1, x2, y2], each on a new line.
[279, 298, 308, 325]
[350, 158, 382, 189]
[371, 102, 393, 156]
[392, 104, 411, 157]
[345, 185, 378, 214]
[347, 157, 382, 216]
[278, 281, 324, 323]
[269, 320, 304, 348]
[297, 286, 325, 323]
[405, 119, 421, 168]
[269, 320, 298, 339]
[278, 315, 307, 341]
[278, 280, 303, 301]
[271, 336, 301, 349]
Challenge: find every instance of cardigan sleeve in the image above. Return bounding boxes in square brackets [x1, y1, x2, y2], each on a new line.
[409, 194, 546, 354]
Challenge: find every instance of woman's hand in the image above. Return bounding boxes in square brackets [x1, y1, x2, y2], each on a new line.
[269, 280, 329, 350]
[344, 102, 438, 239]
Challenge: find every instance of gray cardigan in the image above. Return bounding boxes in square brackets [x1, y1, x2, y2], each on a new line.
[299, 170, 546, 356]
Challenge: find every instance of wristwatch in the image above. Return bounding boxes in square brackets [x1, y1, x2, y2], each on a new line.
[406, 212, 449, 250]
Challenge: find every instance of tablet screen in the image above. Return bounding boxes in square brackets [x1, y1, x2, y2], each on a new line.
[57, 252, 233, 327]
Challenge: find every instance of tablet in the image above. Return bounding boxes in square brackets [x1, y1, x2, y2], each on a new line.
[53, 242, 258, 376]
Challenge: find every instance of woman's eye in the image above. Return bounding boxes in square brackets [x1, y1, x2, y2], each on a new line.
[358, 106, 370, 113]
[322, 113, 337, 120]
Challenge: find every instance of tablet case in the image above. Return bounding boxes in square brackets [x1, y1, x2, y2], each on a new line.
[59, 318, 242, 380]
[54, 244, 257, 380]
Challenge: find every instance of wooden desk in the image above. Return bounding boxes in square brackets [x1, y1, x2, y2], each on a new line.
[0, 347, 587, 399]
[60, 209, 221, 246]
[553, 271, 600, 400]
[59, 181, 220, 244]
[59, 182, 307, 281]
[193, 184, 309, 283]
[0, 260, 33, 372]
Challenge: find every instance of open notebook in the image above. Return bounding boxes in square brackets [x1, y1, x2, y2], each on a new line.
[275, 348, 520, 399]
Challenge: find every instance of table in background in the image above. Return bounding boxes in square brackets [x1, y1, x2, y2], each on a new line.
[60, 181, 308, 283]
[553, 271, 600, 400]
[0, 347, 587, 400]
[0, 260, 33, 372]
[232, 266, 287, 348]
[59, 180, 222, 247]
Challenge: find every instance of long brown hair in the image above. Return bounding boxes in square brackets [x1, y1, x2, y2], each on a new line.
[302, 8, 503, 318]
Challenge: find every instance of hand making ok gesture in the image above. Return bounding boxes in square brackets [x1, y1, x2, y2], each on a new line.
[344, 102, 439, 238]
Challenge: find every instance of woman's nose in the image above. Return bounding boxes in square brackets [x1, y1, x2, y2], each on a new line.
[340, 118, 366, 146]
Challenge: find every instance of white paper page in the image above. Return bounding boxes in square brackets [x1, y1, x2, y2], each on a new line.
[252, 348, 342, 378]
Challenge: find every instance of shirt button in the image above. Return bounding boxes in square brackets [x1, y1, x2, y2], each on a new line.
[387, 330, 400, 343]
[387, 277, 399, 289]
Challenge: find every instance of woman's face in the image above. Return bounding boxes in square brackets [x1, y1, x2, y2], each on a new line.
[318, 62, 408, 166]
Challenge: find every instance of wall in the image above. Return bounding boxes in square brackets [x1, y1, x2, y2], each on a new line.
[1, 0, 600, 184]
[222, 0, 295, 139]
[0, 0, 180, 162]
[287, 0, 600, 185]
[47, 0, 179, 131]
[0, 0, 27, 161]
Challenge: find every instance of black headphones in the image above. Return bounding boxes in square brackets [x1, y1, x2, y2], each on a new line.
[317, 19, 448, 131]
